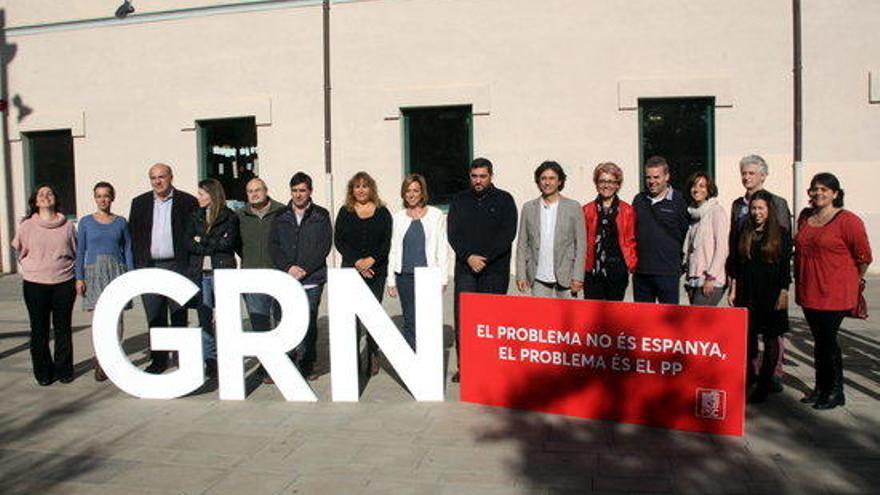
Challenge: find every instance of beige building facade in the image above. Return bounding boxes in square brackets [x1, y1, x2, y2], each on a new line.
[1, 0, 877, 273]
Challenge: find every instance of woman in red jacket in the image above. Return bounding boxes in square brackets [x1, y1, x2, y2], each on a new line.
[795, 173, 872, 410]
[582, 162, 638, 300]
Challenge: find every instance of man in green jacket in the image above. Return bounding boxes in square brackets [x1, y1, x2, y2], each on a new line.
[236, 177, 286, 336]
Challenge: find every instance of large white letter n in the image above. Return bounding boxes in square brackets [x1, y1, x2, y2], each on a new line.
[329, 267, 444, 402]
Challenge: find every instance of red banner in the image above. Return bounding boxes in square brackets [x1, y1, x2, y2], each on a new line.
[459, 294, 748, 436]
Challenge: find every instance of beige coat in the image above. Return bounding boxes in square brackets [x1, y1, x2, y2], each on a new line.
[515, 196, 586, 287]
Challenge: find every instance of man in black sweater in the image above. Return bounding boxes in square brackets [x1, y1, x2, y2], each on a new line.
[268, 172, 333, 381]
[447, 157, 518, 382]
[632, 156, 689, 304]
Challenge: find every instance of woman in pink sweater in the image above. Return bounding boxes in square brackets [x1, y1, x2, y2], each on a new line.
[11, 184, 77, 386]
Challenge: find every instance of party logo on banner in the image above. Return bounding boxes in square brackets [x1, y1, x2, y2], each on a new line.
[459, 294, 747, 436]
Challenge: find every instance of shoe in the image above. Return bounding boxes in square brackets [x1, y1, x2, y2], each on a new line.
[145, 361, 168, 374]
[813, 389, 845, 410]
[94, 364, 107, 382]
[769, 376, 784, 394]
[307, 372, 321, 381]
[205, 359, 218, 379]
[748, 385, 769, 404]
[262, 375, 275, 385]
[58, 376, 74, 384]
[800, 389, 820, 404]
[37, 377, 53, 386]
[451, 371, 460, 383]
[369, 356, 380, 376]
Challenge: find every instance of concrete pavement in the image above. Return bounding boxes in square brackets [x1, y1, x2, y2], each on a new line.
[0, 274, 878, 494]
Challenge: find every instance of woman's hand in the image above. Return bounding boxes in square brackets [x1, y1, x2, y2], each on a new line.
[516, 280, 529, 293]
[775, 290, 789, 311]
[702, 283, 716, 298]
[354, 257, 375, 272]
[76, 280, 86, 296]
[387, 286, 398, 298]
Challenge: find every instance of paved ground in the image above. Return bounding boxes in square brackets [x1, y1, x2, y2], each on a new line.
[0, 273, 878, 495]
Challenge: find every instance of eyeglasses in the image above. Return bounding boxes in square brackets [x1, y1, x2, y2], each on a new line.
[597, 179, 620, 186]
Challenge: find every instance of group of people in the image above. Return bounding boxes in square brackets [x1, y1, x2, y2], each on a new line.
[11, 154, 872, 411]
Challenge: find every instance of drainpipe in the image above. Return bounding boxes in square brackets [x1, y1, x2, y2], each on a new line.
[0, 11, 14, 274]
[792, 0, 804, 232]
[322, 0, 336, 266]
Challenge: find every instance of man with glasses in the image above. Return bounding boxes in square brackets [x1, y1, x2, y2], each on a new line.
[447, 157, 517, 383]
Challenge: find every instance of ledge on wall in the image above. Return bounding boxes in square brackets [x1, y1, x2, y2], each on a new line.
[870, 70, 880, 104]
[8, 110, 86, 142]
[179, 96, 273, 131]
[617, 77, 734, 111]
[382, 85, 490, 121]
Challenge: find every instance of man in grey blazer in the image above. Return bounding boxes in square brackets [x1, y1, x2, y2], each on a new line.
[516, 161, 587, 298]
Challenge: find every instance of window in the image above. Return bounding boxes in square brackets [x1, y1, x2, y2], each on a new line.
[197, 117, 258, 205]
[23, 129, 77, 216]
[639, 98, 715, 192]
[403, 105, 473, 206]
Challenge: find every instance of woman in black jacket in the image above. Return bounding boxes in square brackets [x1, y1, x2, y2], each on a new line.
[335, 171, 392, 376]
[727, 190, 791, 404]
[187, 178, 240, 377]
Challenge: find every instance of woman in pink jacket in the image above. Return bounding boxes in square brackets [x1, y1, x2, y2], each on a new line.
[11, 184, 78, 386]
[683, 172, 729, 306]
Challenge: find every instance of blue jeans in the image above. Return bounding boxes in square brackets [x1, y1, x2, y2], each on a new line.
[396, 273, 416, 349]
[197, 274, 218, 361]
[243, 293, 281, 332]
[292, 285, 324, 374]
[632, 273, 680, 304]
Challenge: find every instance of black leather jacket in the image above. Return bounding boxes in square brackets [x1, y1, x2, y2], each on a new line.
[186, 206, 240, 281]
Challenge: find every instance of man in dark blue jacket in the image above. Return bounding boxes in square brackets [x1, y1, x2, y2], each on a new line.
[632, 156, 689, 304]
[447, 157, 518, 382]
[268, 172, 333, 381]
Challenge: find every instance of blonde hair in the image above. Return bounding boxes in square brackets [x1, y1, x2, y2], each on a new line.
[400, 174, 428, 208]
[593, 162, 624, 186]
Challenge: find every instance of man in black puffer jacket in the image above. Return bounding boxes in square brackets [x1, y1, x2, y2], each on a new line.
[268, 172, 333, 381]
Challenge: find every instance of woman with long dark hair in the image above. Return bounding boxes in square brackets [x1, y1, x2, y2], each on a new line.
[728, 190, 791, 403]
[187, 178, 240, 378]
[75, 182, 134, 381]
[12, 184, 77, 385]
[335, 171, 392, 376]
[795, 173, 872, 410]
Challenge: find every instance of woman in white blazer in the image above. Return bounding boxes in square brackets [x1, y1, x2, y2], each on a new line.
[387, 174, 449, 348]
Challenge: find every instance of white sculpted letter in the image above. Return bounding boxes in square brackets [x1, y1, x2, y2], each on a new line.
[329, 267, 443, 401]
[214, 269, 316, 401]
[92, 269, 203, 399]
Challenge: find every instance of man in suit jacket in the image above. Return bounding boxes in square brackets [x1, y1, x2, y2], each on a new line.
[128, 163, 199, 374]
[516, 161, 586, 298]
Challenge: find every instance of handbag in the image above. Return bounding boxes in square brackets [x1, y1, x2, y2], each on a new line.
[849, 278, 868, 319]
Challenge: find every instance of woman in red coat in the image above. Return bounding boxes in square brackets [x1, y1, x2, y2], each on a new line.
[795, 173, 872, 410]
[582, 162, 637, 300]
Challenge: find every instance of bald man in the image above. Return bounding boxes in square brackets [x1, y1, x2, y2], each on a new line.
[129, 163, 199, 374]
[236, 178, 285, 373]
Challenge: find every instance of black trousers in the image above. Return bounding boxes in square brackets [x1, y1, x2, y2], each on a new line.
[361, 274, 386, 355]
[23, 279, 76, 382]
[582, 271, 629, 301]
[141, 259, 189, 366]
[803, 308, 848, 394]
[453, 268, 509, 369]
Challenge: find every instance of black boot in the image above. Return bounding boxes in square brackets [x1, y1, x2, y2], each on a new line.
[814, 354, 845, 410]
